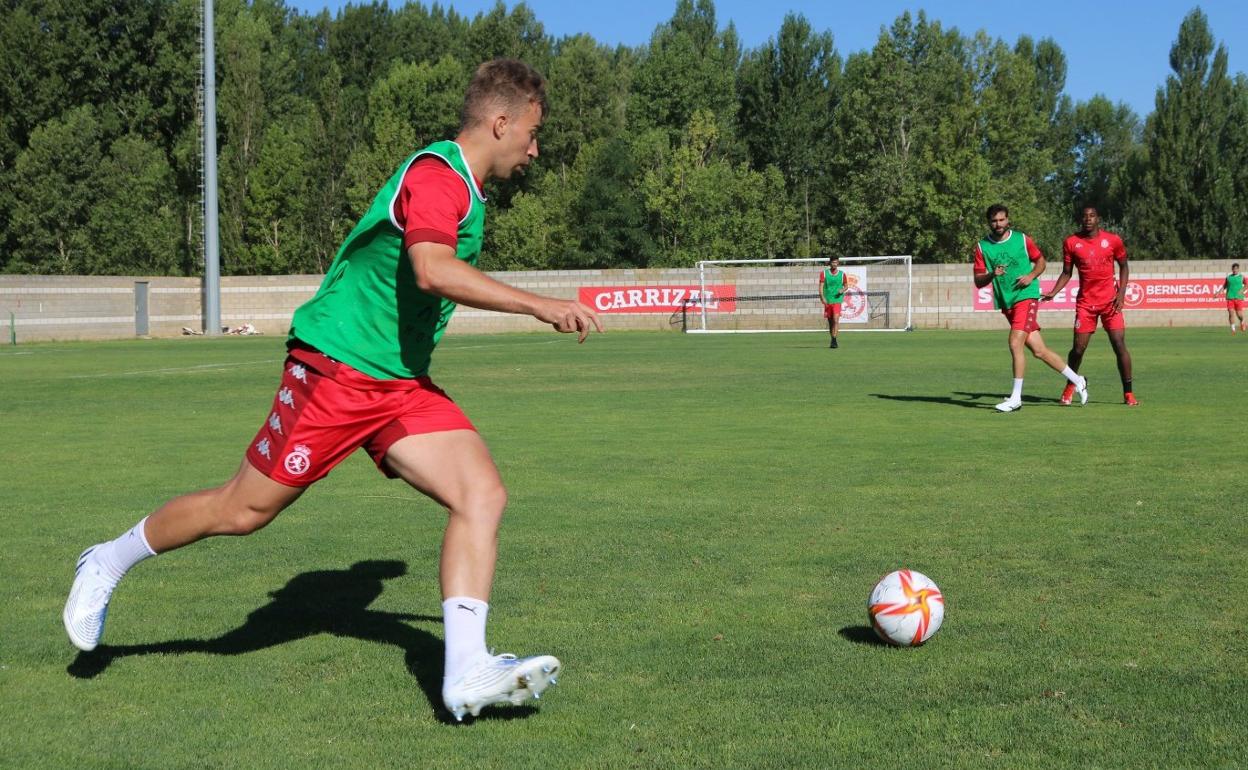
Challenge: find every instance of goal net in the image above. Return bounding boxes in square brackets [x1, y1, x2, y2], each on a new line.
[678, 256, 913, 333]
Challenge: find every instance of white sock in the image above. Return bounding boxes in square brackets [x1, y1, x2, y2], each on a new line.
[92, 517, 156, 586]
[443, 596, 489, 682]
[1010, 378, 1023, 401]
[1059, 367, 1083, 386]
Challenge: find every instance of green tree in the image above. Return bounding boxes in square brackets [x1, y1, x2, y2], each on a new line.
[828, 13, 991, 262]
[973, 33, 1062, 246]
[467, 1, 551, 71]
[240, 117, 314, 274]
[8, 106, 104, 273]
[485, 170, 571, 270]
[542, 34, 627, 171]
[1052, 96, 1141, 227]
[630, 0, 740, 146]
[1128, 9, 1243, 258]
[641, 110, 799, 265]
[88, 134, 183, 274]
[566, 136, 657, 268]
[737, 14, 839, 255]
[342, 55, 468, 218]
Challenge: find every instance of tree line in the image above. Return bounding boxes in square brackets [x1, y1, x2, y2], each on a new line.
[2, 0, 1246, 276]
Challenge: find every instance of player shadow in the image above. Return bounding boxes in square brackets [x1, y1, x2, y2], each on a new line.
[953, 391, 1064, 405]
[872, 391, 1063, 409]
[65, 559, 536, 723]
[870, 392, 994, 409]
[837, 625, 893, 647]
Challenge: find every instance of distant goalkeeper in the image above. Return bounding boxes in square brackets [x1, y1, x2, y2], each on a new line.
[820, 257, 846, 348]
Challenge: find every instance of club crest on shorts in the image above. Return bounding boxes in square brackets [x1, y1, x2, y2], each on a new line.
[284, 443, 313, 476]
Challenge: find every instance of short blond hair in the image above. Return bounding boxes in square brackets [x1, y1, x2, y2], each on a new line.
[460, 59, 548, 130]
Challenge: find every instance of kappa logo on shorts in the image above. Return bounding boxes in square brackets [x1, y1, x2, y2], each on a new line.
[268, 411, 283, 435]
[284, 444, 313, 476]
[256, 437, 272, 460]
[278, 387, 295, 408]
[289, 364, 308, 383]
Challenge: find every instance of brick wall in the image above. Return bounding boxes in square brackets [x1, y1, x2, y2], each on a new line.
[0, 260, 1236, 342]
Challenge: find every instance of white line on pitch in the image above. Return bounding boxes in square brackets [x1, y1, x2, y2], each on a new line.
[68, 359, 282, 379]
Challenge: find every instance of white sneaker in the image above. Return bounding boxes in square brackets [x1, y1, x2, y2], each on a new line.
[442, 652, 561, 721]
[994, 398, 1023, 412]
[1076, 377, 1089, 405]
[63, 546, 116, 652]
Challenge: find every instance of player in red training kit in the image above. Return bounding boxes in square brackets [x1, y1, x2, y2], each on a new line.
[1042, 205, 1138, 406]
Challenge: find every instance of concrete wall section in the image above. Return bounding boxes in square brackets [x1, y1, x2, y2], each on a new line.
[0, 260, 1236, 342]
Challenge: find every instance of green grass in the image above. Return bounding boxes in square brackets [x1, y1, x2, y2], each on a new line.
[1, 328, 1245, 768]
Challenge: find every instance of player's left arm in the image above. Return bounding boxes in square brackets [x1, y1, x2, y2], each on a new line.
[1015, 236, 1045, 289]
[1112, 238, 1129, 312]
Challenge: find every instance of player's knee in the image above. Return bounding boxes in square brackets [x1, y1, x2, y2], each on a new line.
[452, 482, 507, 526]
[218, 501, 282, 536]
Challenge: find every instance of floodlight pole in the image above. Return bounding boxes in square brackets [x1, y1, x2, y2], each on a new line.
[202, 0, 221, 335]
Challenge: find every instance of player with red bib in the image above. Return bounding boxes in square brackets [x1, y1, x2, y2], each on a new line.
[1042, 204, 1138, 406]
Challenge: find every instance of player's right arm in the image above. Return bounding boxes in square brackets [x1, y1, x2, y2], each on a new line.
[1042, 239, 1075, 301]
[1213, 278, 1226, 297]
[972, 244, 1002, 288]
[408, 243, 602, 342]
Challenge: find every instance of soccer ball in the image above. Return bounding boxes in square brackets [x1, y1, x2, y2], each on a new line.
[867, 569, 944, 646]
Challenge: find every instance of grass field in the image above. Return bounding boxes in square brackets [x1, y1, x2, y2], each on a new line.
[1, 328, 1245, 768]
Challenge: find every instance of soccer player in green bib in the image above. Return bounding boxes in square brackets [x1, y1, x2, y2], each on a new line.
[1213, 263, 1246, 333]
[63, 60, 601, 721]
[973, 204, 1087, 412]
[819, 257, 846, 348]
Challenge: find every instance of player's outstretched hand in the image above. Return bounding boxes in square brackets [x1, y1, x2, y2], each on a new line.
[1040, 291, 1055, 302]
[537, 299, 603, 343]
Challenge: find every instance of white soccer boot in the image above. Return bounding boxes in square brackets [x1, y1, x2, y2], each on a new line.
[994, 397, 1023, 412]
[1076, 376, 1089, 405]
[442, 652, 561, 722]
[63, 546, 116, 652]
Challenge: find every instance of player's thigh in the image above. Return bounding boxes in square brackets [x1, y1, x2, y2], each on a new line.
[1023, 329, 1050, 353]
[1105, 326, 1129, 351]
[227, 459, 308, 519]
[383, 430, 505, 513]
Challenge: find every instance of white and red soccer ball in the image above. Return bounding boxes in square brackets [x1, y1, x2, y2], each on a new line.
[868, 569, 944, 646]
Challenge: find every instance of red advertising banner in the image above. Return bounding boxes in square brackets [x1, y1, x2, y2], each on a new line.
[973, 280, 1080, 310]
[1122, 278, 1224, 309]
[579, 285, 737, 314]
[974, 278, 1224, 311]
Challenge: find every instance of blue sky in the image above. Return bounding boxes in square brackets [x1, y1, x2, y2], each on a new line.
[282, 0, 1247, 118]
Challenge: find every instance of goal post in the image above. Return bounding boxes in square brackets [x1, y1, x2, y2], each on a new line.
[681, 256, 914, 333]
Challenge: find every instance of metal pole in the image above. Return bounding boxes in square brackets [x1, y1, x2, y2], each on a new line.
[202, 0, 221, 335]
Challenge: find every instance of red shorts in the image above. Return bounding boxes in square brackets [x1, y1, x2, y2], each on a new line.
[1074, 301, 1126, 334]
[1001, 298, 1040, 333]
[245, 345, 475, 487]
[1228, 299, 1245, 311]
[823, 303, 842, 319]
